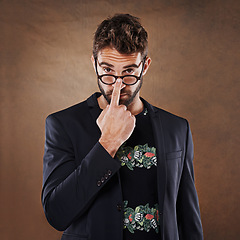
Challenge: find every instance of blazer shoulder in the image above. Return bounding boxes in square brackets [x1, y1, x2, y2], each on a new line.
[152, 105, 189, 132]
[46, 93, 100, 122]
[153, 105, 186, 121]
[142, 97, 186, 123]
[46, 100, 88, 121]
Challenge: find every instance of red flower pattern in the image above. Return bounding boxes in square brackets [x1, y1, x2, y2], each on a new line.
[123, 200, 159, 234]
[145, 214, 154, 220]
[144, 152, 155, 158]
[127, 152, 132, 160]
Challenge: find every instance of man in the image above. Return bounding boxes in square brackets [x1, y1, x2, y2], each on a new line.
[42, 14, 203, 240]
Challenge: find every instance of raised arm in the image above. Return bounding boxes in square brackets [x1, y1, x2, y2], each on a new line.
[97, 79, 136, 157]
[41, 114, 121, 231]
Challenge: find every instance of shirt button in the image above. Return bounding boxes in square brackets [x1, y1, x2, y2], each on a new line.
[97, 180, 101, 187]
[116, 204, 122, 212]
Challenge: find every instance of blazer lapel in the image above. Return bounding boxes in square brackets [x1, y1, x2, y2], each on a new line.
[141, 98, 167, 224]
[86, 92, 102, 120]
[85, 92, 102, 144]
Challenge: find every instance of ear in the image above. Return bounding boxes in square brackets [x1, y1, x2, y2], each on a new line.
[142, 56, 152, 76]
[91, 55, 96, 72]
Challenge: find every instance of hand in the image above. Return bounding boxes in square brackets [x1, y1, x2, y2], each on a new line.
[97, 79, 136, 157]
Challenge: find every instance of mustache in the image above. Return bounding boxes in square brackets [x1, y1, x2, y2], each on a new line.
[106, 90, 131, 96]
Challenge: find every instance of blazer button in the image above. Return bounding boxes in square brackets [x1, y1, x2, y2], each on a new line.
[108, 170, 112, 176]
[116, 204, 122, 212]
[101, 177, 105, 183]
[104, 173, 109, 180]
[97, 180, 101, 187]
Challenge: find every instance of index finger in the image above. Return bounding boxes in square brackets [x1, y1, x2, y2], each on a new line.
[110, 79, 122, 107]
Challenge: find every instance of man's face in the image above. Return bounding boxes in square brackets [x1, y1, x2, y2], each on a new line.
[93, 47, 148, 107]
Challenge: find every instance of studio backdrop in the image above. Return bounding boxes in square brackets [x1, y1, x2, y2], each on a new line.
[0, 0, 239, 239]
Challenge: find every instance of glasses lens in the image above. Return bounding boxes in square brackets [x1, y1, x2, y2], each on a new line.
[123, 76, 138, 85]
[101, 76, 115, 84]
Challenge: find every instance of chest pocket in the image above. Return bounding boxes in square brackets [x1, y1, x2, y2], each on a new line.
[166, 150, 182, 160]
[166, 150, 183, 195]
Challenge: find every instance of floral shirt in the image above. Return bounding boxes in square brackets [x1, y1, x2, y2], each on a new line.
[117, 107, 160, 240]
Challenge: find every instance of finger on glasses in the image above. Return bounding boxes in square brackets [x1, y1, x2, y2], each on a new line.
[110, 79, 122, 107]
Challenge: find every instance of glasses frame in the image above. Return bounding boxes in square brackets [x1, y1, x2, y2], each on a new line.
[94, 56, 146, 86]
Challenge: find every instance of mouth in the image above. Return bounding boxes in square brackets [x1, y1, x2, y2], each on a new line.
[120, 93, 128, 98]
[106, 92, 129, 99]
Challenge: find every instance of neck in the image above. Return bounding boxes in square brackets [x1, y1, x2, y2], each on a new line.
[97, 94, 144, 116]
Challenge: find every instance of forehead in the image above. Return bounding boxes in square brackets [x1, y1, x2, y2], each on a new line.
[98, 47, 141, 66]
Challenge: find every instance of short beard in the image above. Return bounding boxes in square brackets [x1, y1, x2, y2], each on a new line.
[98, 79, 143, 107]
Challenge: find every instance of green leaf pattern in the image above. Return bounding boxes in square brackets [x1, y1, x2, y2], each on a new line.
[116, 144, 157, 170]
[123, 200, 160, 234]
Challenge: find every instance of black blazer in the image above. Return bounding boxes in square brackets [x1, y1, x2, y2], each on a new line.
[42, 92, 203, 240]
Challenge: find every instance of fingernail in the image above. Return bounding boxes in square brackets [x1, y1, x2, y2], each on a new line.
[116, 79, 121, 83]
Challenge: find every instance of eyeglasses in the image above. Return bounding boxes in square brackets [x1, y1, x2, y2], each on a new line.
[94, 57, 146, 85]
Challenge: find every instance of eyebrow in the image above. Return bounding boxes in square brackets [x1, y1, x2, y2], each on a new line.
[98, 61, 139, 69]
[98, 62, 114, 68]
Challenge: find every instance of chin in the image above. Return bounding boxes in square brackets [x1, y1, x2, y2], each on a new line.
[120, 96, 134, 106]
[119, 100, 128, 106]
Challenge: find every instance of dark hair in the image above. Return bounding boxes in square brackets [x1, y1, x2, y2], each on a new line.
[93, 14, 148, 59]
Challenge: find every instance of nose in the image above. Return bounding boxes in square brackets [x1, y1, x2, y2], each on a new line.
[112, 78, 126, 89]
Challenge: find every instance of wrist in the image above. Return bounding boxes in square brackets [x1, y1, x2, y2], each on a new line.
[99, 137, 121, 157]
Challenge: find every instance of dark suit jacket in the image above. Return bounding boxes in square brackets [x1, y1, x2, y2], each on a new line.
[42, 92, 203, 240]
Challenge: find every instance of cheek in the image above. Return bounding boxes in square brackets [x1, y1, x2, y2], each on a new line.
[129, 82, 140, 92]
[100, 82, 113, 93]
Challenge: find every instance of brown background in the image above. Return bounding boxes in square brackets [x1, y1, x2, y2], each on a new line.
[0, 0, 239, 239]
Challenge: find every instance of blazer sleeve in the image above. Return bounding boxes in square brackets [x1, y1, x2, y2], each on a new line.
[41, 114, 121, 231]
[176, 121, 204, 239]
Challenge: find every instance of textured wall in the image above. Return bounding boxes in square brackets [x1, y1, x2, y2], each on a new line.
[0, 0, 239, 239]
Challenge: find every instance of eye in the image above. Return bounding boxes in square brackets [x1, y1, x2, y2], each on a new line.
[124, 68, 134, 74]
[103, 67, 112, 73]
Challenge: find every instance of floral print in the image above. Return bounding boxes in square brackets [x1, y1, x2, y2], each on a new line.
[123, 200, 160, 234]
[116, 144, 157, 170]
